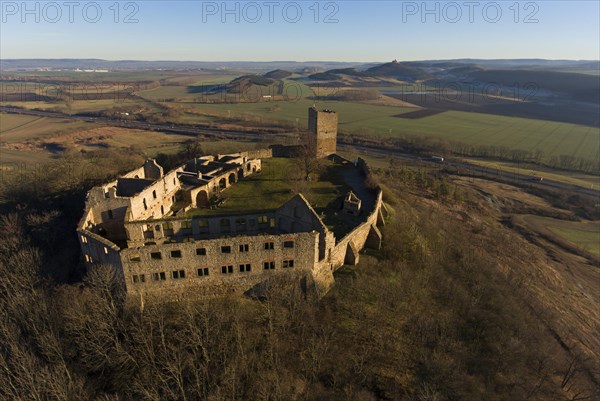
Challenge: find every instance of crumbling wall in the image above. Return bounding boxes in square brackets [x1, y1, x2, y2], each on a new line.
[121, 231, 319, 302]
[78, 228, 123, 268]
[275, 194, 331, 260]
[325, 189, 384, 271]
[124, 210, 280, 247]
[244, 148, 273, 160]
[127, 169, 181, 221]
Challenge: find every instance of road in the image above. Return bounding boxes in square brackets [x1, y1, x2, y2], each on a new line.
[2, 106, 598, 199]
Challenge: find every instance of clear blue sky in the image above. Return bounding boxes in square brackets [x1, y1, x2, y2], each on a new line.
[1, 1, 598, 61]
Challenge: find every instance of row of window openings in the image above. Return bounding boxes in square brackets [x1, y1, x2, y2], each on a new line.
[219, 260, 294, 274]
[143, 187, 177, 211]
[143, 216, 274, 233]
[131, 260, 294, 283]
[144, 221, 192, 233]
[137, 240, 295, 262]
[83, 250, 109, 264]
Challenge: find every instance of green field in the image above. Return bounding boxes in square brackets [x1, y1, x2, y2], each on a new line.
[519, 215, 600, 257]
[3, 69, 599, 166]
[0, 147, 53, 166]
[176, 99, 599, 161]
[465, 158, 600, 189]
[135, 74, 241, 101]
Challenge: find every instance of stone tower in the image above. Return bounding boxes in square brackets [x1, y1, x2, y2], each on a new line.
[308, 107, 337, 159]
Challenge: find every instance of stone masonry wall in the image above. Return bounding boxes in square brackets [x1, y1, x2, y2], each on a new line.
[312, 189, 384, 295]
[308, 108, 338, 159]
[121, 231, 320, 302]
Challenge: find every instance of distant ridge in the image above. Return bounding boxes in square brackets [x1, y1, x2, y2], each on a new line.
[2, 58, 597, 72]
[308, 60, 432, 82]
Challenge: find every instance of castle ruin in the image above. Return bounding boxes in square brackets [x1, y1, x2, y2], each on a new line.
[77, 108, 385, 305]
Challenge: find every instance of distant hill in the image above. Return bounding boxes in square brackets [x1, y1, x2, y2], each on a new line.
[461, 69, 600, 103]
[364, 60, 431, 81]
[215, 75, 276, 94]
[447, 65, 483, 74]
[2, 58, 596, 75]
[307, 60, 431, 82]
[295, 67, 323, 75]
[264, 69, 292, 79]
[0, 59, 366, 72]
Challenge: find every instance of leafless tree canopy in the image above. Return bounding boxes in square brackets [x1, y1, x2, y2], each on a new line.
[0, 149, 597, 401]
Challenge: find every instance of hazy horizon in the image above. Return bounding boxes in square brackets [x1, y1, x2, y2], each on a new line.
[2, 57, 600, 62]
[1, 1, 599, 61]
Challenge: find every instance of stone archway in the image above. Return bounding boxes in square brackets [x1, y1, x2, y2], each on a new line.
[228, 172, 236, 186]
[196, 190, 209, 207]
[238, 169, 244, 181]
[219, 178, 227, 189]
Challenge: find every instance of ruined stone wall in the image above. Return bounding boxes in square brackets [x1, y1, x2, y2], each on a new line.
[82, 186, 131, 241]
[244, 148, 273, 160]
[357, 157, 372, 178]
[270, 144, 302, 158]
[120, 231, 320, 302]
[333, 190, 383, 266]
[275, 194, 331, 260]
[127, 169, 181, 221]
[121, 165, 146, 179]
[124, 210, 279, 247]
[78, 228, 123, 269]
[78, 147, 386, 302]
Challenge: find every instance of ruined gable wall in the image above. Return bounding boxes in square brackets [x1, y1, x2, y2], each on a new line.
[127, 169, 181, 221]
[121, 165, 146, 179]
[275, 195, 331, 260]
[78, 228, 123, 268]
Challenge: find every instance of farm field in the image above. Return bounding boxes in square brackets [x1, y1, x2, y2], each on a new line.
[140, 79, 316, 104]
[135, 74, 241, 101]
[4, 66, 599, 165]
[4, 70, 252, 82]
[180, 98, 414, 130]
[0, 147, 53, 166]
[465, 158, 600, 189]
[517, 215, 600, 257]
[177, 99, 599, 161]
[0, 97, 155, 113]
[0, 113, 270, 167]
[0, 113, 95, 143]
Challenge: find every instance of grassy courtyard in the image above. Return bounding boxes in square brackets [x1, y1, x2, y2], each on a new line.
[185, 157, 371, 237]
[188, 157, 350, 216]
